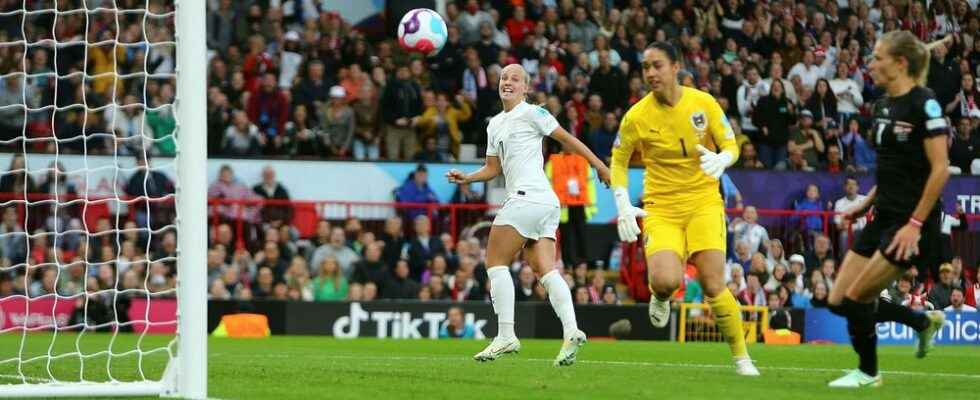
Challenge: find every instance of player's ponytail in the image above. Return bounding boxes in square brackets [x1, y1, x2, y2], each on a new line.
[881, 31, 951, 86]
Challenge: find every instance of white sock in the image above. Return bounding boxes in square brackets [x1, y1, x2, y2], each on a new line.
[487, 266, 516, 339]
[540, 269, 578, 339]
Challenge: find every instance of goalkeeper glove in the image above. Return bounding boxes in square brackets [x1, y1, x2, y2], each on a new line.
[613, 187, 647, 243]
[696, 145, 733, 179]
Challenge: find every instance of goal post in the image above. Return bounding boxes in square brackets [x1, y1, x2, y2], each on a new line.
[173, 0, 208, 398]
[0, 0, 207, 397]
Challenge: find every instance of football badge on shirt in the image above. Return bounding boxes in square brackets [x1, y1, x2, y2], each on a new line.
[691, 111, 707, 138]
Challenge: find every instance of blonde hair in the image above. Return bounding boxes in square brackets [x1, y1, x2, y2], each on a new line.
[879, 31, 952, 85]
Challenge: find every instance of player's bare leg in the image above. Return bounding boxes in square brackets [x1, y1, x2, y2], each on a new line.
[646, 250, 684, 328]
[474, 225, 525, 362]
[691, 249, 759, 376]
[526, 239, 585, 366]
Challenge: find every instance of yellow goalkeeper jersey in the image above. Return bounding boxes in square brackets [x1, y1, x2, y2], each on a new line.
[611, 87, 739, 205]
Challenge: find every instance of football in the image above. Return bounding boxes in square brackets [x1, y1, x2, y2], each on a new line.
[397, 8, 447, 57]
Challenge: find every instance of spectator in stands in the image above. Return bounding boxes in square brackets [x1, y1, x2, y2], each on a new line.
[351, 83, 381, 161]
[222, 110, 263, 156]
[805, 79, 839, 132]
[310, 227, 360, 280]
[784, 110, 824, 170]
[822, 142, 850, 173]
[729, 206, 770, 255]
[839, 118, 876, 172]
[737, 63, 767, 142]
[246, 73, 289, 154]
[428, 274, 449, 301]
[804, 234, 833, 274]
[810, 281, 829, 308]
[421, 254, 449, 285]
[587, 112, 618, 164]
[792, 184, 826, 238]
[765, 263, 787, 293]
[252, 165, 292, 226]
[457, 0, 494, 45]
[928, 263, 958, 310]
[207, 0, 246, 56]
[950, 111, 980, 174]
[752, 79, 795, 168]
[395, 164, 439, 222]
[589, 50, 629, 113]
[439, 305, 476, 338]
[252, 266, 275, 299]
[945, 288, 977, 312]
[735, 142, 765, 168]
[730, 240, 753, 273]
[381, 65, 423, 160]
[384, 259, 419, 300]
[208, 164, 262, 242]
[738, 272, 767, 306]
[124, 154, 175, 233]
[829, 63, 864, 125]
[833, 177, 867, 251]
[766, 239, 787, 273]
[515, 265, 536, 302]
[378, 217, 406, 268]
[569, 6, 599, 52]
[319, 85, 355, 158]
[312, 256, 348, 302]
[255, 240, 289, 280]
[417, 92, 472, 161]
[406, 215, 445, 282]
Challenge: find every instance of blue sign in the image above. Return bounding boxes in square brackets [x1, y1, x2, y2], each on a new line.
[805, 308, 980, 345]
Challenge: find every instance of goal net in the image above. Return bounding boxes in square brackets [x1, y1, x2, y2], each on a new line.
[0, 0, 206, 398]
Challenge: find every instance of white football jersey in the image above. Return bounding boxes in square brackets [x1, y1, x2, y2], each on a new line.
[486, 101, 560, 206]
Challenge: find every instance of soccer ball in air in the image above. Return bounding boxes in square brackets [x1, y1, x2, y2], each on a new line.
[397, 8, 447, 57]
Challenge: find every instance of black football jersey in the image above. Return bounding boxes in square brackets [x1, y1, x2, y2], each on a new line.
[870, 86, 948, 215]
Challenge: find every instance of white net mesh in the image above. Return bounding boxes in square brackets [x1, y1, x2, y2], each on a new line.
[0, 0, 179, 388]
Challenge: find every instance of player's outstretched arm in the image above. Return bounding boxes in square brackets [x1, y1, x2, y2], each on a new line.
[608, 115, 646, 242]
[549, 127, 611, 187]
[446, 155, 502, 184]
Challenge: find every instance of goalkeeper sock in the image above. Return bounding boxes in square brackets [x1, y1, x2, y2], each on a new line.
[540, 269, 578, 339]
[487, 266, 516, 339]
[842, 298, 878, 376]
[875, 299, 930, 332]
[706, 289, 749, 359]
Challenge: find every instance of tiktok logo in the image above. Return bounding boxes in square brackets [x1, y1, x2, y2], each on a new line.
[332, 303, 487, 339]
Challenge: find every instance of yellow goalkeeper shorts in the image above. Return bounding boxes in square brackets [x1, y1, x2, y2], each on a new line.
[642, 199, 727, 259]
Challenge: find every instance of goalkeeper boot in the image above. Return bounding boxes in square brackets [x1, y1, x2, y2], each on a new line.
[828, 369, 882, 388]
[553, 329, 587, 367]
[915, 310, 946, 359]
[734, 356, 760, 376]
[473, 336, 521, 362]
[648, 296, 670, 328]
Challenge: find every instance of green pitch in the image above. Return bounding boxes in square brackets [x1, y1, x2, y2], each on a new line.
[0, 333, 977, 399]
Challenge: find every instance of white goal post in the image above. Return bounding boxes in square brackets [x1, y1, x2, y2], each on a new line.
[0, 0, 207, 398]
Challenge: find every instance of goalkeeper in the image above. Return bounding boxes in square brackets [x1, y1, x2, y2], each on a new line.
[610, 42, 759, 376]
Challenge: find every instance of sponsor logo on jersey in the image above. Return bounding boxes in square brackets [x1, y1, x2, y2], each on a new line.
[924, 99, 942, 118]
[894, 121, 913, 142]
[613, 135, 621, 148]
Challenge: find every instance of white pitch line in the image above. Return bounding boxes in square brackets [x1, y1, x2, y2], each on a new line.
[0, 374, 51, 383]
[231, 353, 980, 380]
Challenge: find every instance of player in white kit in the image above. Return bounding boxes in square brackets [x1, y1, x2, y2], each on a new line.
[447, 64, 611, 366]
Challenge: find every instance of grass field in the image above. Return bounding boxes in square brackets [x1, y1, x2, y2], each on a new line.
[0, 333, 978, 399]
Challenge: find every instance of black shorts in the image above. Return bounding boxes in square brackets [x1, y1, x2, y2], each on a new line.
[850, 209, 941, 270]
